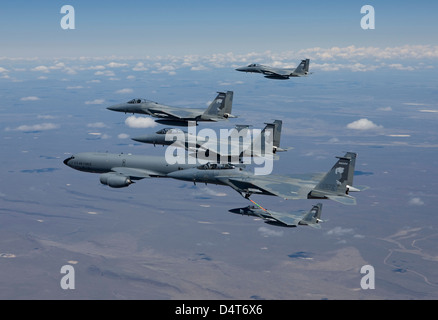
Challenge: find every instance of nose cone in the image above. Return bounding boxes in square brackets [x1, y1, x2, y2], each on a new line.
[63, 156, 74, 166]
[107, 103, 126, 112]
[235, 67, 246, 72]
[131, 135, 153, 143]
[167, 169, 197, 181]
[229, 207, 244, 214]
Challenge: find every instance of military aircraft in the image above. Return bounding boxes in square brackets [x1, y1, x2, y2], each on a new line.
[107, 91, 236, 126]
[63, 151, 360, 205]
[131, 120, 290, 161]
[229, 203, 323, 228]
[235, 59, 310, 79]
[167, 152, 359, 205]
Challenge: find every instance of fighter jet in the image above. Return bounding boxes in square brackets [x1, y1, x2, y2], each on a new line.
[131, 120, 290, 161]
[167, 152, 359, 205]
[107, 91, 236, 126]
[229, 203, 323, 228]
[63, 151, 360, 205]
[235, 59, 310, 79]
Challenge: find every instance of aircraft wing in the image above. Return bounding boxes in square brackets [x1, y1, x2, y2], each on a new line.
[147, 107, 199, 120]
[265, 211, 301, 227]
[260, 67, 293, 79]
[219, 175, 314, 199]
[110, 167, 164, 179]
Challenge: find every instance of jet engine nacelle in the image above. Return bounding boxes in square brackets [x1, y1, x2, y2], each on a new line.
[223, 113, 236, 119]
[99, 173, 133, 188]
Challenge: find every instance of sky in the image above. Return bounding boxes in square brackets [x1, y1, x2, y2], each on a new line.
[1, 0, 438, 302]
[1, 0, 437, 57]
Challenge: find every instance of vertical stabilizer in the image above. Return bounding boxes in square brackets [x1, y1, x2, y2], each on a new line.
[308, 152, 357, 205]
[293, 59, 310, 75]
[202, 91, 233, 118]
[299, 203, 323, 226]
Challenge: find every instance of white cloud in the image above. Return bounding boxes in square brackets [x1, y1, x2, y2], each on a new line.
[85, 99, 105, 105]
[107, 62, 128, 68]
[408, 197, 424, 206]
[20, 96, 40, 101]
[132, 62, 148, 71]
[191, 65, 208, 71]
[6, 123, 59, 132]
[87, 122, 108, 128]
[0, 67, 8, 73]
[258, 226, 283, 237]
[326, 226, 355, 237]
[152, 63, 176, 75]
[37, 115, 56, 119]
[297, 45, 438, 61]
[87, 65, 106, 70]
[347, 118, 383, 130]
[115, 88, 133, 94]
[388, 63, 415, 71]
[328, 137, 340, 143]
[49, 62, 65, 70]
[31, 65, 50, 73]
[95, 70, 115, 77]
[118, 133, 130, 139]
[125, 116, 157, 128]
[191, 186, 227, 197]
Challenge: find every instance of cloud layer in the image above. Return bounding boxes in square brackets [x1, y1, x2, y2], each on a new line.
[6, 123, 59, 132]
[347, 118, 383, 131]
[125, 116, 157, 129]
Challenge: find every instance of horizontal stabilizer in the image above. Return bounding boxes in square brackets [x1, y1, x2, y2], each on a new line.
[267, 212, 301, 227]
[326, 195, 356, 205]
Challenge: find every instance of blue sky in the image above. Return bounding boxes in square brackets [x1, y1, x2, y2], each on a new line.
[1, 0, 437, 57]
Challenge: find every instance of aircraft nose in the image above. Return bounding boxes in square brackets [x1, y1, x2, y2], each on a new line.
[167, 170, 185, 179]
[131, 135, 151, 143]
[107, 103, 127, 112]
[167, 169, 195, 181]
[63, 156, 74, 166]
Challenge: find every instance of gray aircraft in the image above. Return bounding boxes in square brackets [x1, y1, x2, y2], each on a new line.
[63, 151, 360, 205]
[131, 120, 290, 161]
[167, 152, 359, 204]
[235, 59, 310, 79]
[107, 91, 235, 126]
[229, 203, 323, 228]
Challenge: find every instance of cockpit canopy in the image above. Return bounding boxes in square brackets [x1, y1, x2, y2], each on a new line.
[155, 128, 185, 134]
[197, 162, 236, 170]
[247, 64, 260, 67]
[127, 98, 147, 104]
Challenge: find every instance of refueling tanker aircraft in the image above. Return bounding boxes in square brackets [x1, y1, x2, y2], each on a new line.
[229, 203, 324, 228]
[63, 152, 361, 205]
[235, 59, 310, 80]
[131, 120, 291, 161]
[107, 91, 236, 126]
